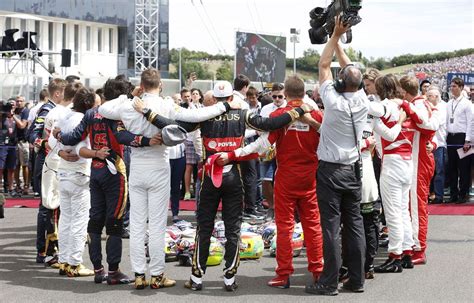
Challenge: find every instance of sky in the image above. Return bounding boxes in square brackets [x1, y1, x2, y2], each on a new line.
[169, 0, 473, 59]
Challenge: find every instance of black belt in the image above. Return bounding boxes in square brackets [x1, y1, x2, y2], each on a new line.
[319, 160, 355, 170]
[448, 132, 465, 136]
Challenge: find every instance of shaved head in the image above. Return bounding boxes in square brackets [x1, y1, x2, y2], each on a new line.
[342, 66, 362, 91]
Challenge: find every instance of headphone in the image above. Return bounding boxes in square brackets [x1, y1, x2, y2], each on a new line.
[334, 64, 364, 93]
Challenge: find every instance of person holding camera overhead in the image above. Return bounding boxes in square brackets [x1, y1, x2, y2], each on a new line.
[305, 16, 377, 296]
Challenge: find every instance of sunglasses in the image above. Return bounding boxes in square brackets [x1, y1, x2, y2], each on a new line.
[272, 95, 284, 99]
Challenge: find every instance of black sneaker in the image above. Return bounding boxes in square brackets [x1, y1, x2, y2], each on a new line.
[379, 238, 389, 248]
[243, 209, 264, 220]
[121, 227, 130, 239]
[184, 277, 203, 291]
[431, 197, 443, 204]
[36, 254, 45, 264]
[365, 265, 375, 279]
[107, 269, 132, 285]
[0, 205, 4, 219]
[342, 281, 364, 293]
[305, 283, 338, 296]
[456, 196, 468, 204]
[401, 255, 414, 269]
[94, 267, 108, 284]
[374, 257, 403, 273]
[338, 266, 349, 283]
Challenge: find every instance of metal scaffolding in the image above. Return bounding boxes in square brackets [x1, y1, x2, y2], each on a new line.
[134, 0, 160, 76]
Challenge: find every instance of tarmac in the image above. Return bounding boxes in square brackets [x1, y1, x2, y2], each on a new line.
[0, 208, 473, 303]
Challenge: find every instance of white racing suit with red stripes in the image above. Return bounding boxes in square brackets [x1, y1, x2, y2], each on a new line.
[408, 96, 439, 259]
[375, 99, 429, 257]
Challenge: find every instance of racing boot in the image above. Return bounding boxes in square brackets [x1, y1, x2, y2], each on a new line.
[134, 273, 148, 290]
[401, 251, 414, 269]
[150, 273, 176, 289]
[374, 256, 403, 273]
[412, 251, 427, 265]
[107, 269, 132, 285]
[94, 267, 107, 284]
[365, 265, 375, 279]
[184, 275, 203, 291]
[67, 264, 94, 277]
[223, 272, 238, 292]
[45, 255, 60, 268]
[267, 275, 290, 289]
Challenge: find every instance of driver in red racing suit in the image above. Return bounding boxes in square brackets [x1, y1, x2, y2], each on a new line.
[219, 75, 324, 289]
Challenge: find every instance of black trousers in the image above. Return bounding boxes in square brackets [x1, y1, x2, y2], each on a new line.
[317, 161, 366, 289]
[34, 150, 56, 255]
[192, 165, 243, 277]
[447, 133, 472, 199]
[87, 166, 128, 271]
[241, 159, 258, 211]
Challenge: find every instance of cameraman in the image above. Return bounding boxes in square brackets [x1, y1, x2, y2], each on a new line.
[0, 98, 18, 196]
[305, 16, 368, 296]
[13, 95, 30, 196]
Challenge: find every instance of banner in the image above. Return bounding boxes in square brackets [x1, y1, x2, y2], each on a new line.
[446, 72, 474, 86]
[235, 31, 286, 83]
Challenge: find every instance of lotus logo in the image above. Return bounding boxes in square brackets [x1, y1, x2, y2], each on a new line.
[218, 85, 225, 91]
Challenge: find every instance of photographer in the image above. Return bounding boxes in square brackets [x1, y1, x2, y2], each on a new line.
[305, 16, 368, 296]
[13, 95, 30, 196]
[0, 98, 18, 196]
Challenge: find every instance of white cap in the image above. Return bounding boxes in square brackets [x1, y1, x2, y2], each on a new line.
[213, 81, 233, 98]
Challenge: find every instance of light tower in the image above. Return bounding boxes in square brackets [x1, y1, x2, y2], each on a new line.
[134, 0, 160, 76]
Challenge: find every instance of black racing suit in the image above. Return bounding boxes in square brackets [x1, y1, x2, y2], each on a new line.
[29, 100, 57, 257]
[58, 107, 151, 271]
[141, 105, 305, 278]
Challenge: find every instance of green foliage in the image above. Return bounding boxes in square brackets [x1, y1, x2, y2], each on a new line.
[169, 60, 213, 83]
[169, 48, 233, 63]
[391, 48, 474, 66]
[286, 48, 321, 73]
[215, 61, 233, 81]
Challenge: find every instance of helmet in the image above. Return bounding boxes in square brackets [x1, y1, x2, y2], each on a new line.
[206, 237, 224, 266]
[260, 222, 276, 248]
[174, 219, 193, 231]
[176, 228, 196, 266]
[241, 222, 259, 233]
[269, 224, 304, 257]
[239, 232, 264, 259]
[212, 221, 226, 244]
[165, 230, 178, 262]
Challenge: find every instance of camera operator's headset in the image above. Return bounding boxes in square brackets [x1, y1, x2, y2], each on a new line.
[334, 64, 364, 93]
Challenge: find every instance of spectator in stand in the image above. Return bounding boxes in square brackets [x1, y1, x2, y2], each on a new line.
[446, 77, 472, 204]
[427, 86, 447, 204]
[0, 98, 18, 196]
[12, 95, 30, 196]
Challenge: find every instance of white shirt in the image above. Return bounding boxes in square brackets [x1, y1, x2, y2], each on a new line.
[317, 80, 370, 165]
[169, 143, 185, 159]
[434, 101, 447, 148]
[99, 94, 228, 168]
[232, 91, 250, 110]
[27, 101, 45, 126]
[49, 110, 91, 175]
[446, 95, 472, 141]
[260, 100, 287, 118]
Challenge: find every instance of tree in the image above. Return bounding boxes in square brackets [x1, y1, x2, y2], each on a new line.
[216, 61, 233, 81]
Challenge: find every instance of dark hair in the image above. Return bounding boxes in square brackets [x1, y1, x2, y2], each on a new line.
[180, 88, 190, 96]
[233, 74, 250, 91]
[39, 88, 49, 101]
[451, 77, 464, 88]
[190, 88, 204, 103]
[95, 88, 105, 103]
[103, 79, 132, 101]
[64, 82, 84, 101]
[375, 74, 401, 100]
[65, 75, 80, 84]
[284, 75, 305, 99]
[259, 94, 273, 107]
[72, 88, 96, 114]
[271, 82, 284, 92]
[246, 86, 258, 97]
[140, 68, 161, 90]
[115, 74, 128, 81]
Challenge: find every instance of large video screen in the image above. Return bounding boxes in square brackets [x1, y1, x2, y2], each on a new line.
[235, 31, 286, 83]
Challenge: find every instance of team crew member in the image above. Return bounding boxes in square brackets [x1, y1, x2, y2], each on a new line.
[446, 77, 472, 204]
[221, 75, 324, 289]
[131, 80, 310, 292]
[55, 79, 159, 285]
[29, 78, 67, 265]
[98, 69, 241, 290]
[399, 76, 440, 265]
[49, 88, 97, 277]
